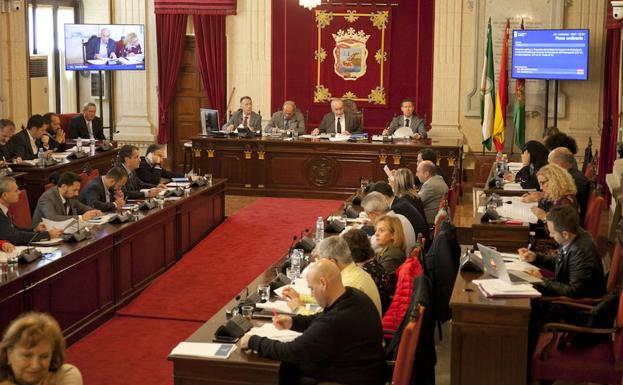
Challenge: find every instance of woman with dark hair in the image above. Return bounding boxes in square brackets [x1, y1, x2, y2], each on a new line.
[544, 132, 579, 170]
[342, 228, 391, 313]
[515, 140, 550, 189]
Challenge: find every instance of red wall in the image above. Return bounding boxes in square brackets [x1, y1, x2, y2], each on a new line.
[270, 0, 435, 133]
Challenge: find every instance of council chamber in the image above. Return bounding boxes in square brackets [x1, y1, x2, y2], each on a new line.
[0, 1, 620, 385]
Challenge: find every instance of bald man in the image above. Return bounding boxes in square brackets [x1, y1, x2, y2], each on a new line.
[241, 259, 385, 385]
[313, 98, 362, 135]
[85, 28, 117, 60]
[417, 160, 449, 224]
[550, 147, 590, 217]
[265, 100, 306, 135]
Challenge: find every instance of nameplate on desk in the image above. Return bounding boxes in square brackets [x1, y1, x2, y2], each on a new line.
[170, 342, 237, 359]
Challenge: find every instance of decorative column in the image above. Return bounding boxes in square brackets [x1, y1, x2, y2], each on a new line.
[428, 0, 463, 140]
[0, 9, 28, 125]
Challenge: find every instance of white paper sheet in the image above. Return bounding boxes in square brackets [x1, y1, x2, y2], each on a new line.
[170, 342, 237, 359]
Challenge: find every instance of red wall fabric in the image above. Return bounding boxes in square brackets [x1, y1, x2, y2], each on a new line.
[154, 0, 236, 15]
[193, 15, 227, 126]
[271, 0, 435, 133]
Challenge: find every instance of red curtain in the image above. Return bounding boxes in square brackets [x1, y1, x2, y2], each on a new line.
[193, 15, 227, 126]
[156, 14, 188, 144]
[155, 0, 236, 15]
[599, 26, 621, 198]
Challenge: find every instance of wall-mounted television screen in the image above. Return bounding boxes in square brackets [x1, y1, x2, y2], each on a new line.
[64, 24, 145, 71]
[511, 29, 589, 80]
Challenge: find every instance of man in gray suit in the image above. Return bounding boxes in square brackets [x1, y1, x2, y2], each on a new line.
[265, 100, 306, 135]
[222, 96, 262, 133]
[416, 160, 448, 224]
[312, 99, 362, 135]
[383, 99, 427, 139]
[32, 172, 102, 225]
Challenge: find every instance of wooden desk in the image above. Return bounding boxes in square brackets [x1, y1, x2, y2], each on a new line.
[10, 149, 119, 211]
[191, 136, 463, 199]
[471, 211, 530, 252]
[450, 271, 531, 385]
[484, 160, 532, 197]
[0, 179, 225, 344]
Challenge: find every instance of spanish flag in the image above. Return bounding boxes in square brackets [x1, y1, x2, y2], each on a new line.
[493, 20, 509, 152]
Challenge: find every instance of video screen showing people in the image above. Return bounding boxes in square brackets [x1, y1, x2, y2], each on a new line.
[64, 24, 145, 71]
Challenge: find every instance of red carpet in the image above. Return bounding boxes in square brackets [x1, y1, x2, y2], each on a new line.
[66, 317, 202, 385]
[118, 197, 341, 321]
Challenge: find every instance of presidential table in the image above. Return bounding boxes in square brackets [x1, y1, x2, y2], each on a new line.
[0, 179, 225, 344]
[191, 136, 463, 199]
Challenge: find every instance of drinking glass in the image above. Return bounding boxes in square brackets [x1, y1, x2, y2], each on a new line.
[241, 305, 254, 321]
[156, 198, 164, 209]
[257, 284, 270, 303]
[205, 174, 213, 186]
[286, 267, 297, 282]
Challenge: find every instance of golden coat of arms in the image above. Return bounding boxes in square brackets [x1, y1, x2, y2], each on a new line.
[332, 28, 370, 81]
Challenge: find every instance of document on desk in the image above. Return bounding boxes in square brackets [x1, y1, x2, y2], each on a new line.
[170, 342, 237, 359]
[255, 300, 294, 314]
[507, 162, 524, 173]
[496, 197, 538, 224]
[472, 278, 541, 298]
[246, 323, 301, 342]
[502, 182, 536, 192]
[274, 278, 312, 298]
[31, 238, 64, 246]
[87, 214, 117, 225]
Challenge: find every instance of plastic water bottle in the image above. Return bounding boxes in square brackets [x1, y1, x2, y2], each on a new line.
[290, 249, 302, 278]
[37, 148, 45, 167]
[76, 137, 82, 152]
[315, 216, 324, 243]
[89, 139, 96, 156]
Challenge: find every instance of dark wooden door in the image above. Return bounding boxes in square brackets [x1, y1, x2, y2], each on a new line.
[170, 36, 210, 172]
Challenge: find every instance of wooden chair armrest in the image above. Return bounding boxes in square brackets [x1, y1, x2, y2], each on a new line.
[548, 300, 594, 311]
[543, 322, 617, 335]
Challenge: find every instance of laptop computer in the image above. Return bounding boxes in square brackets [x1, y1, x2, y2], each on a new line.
[476, 243, 542, 285]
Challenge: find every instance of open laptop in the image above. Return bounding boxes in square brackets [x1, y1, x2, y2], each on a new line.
[476, 243, 542, 285]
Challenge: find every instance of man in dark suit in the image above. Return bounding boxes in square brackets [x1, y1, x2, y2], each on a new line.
[264, 100, 306, 135]
[0, 119, 18, 163]
[383, 98, 427, 139]
[85, 28, 117, 61]
[222, 96, 262, 133]
[39, 112, 66, 151]
[79, 167, 127, 212]
[118, 145, 163, 200]
[313, 98, 362, 135]
[8, 115, 52, 160]
[135, 144, 184, 185]
[67, 102, 106, 140]
[0, 176, 62, 244]
[32, 172, 102, 225]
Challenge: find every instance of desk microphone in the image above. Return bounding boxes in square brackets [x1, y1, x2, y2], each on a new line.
[18, 230, 44, 264]
[65, 207, 90, 242]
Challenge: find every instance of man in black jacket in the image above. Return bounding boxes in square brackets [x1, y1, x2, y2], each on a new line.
[518, 205, 605, 298]
[67, 102, 106, 140]
[0, 176, 62, 244]
[79, 167, 127, 211]
[241, 259, 385, 385]
[135, 144, 183, 185]
[118, 145, 162, 200]
[39, 112, 66, 151]
[0, 119, 18, 163]
[8, 115, 52, 160]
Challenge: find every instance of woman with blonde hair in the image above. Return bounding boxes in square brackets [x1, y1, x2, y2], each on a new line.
[390, 168, 427, 223]
[374, 215, 406, 275]
[531, 163, 578, 221]
[0, 312, 82, 385]
[122, 32, 142, 57]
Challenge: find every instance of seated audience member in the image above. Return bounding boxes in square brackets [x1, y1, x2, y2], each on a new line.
[40, 112, 66, 151]
[79, 167, 127, 212]
[417, 148, 450, 186]
[542, 126, 560, 141]
[67, 102, 106, 140]
[241, 259, 385, 385]
[32, 172, 102, 225]
[121, 32, 142, 57]
[222, 96, 262, 133]
[135, 144, 183, 185]
[390, 167, 427, 221]
[544, 132, 578, 159]
[529, 164, 578, 222]
[549, 147, 590, 217]
[8, 115, 52, 161]
[518, 205, 605, 298]
[0, 312, 83, 385]
[368, 180, 429, 243]
[0, 176, 61, 244]
[383, 98, 427, 139]
[312, 98, 362, 135]
[85, 27, 116, 60]
[361, 191, 416, 254]
[416, 160, 449, 224]
[117, 145, 162, 199]
[342, 228, 391, 313]
[514, 140, 549, 190]
[283, 236, 382, 317]
[0, 119, 18, 163]
[374, 215, 407, 275]
[265, 100, 306, 135]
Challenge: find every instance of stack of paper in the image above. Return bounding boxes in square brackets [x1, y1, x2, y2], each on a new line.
[170, 342, 236, 359]
[472, 278, 541, 298]
[507, 162, 524, 173]
[274, 278, 312, 298]
[255, 300, 294, 314]
[245, 323, 301, 342]
[87, 214, 117, 225]
[497, 197, 539, 224]
[328, 134, 350, 142]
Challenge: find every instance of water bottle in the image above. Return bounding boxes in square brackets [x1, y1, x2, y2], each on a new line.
[527, 231, 537, 252]
[37, 148, 45, 167]
[290, 249, 302, 278]
[76, 137, 82, 152]
[315, 216, 324, 243]
[89, 139, 96, 156]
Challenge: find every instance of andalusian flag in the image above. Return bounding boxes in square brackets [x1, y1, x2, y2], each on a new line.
[480, 18, 495, 150]
[513, 19, 526, 149]
[493, 20, 509, 152]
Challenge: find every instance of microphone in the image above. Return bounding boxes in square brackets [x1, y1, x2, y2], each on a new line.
[65, 206, 90, 242]
[18, 230, 44, 263]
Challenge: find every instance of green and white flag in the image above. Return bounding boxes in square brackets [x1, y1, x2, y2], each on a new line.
[480, 18, 495, 151]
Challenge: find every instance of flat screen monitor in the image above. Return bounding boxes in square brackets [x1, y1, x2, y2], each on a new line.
[200, 109, 220, 134]
[511, 29, 589, 80]
[64, 24, 145, 71]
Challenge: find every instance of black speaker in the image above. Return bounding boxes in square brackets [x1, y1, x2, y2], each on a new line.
[344, 205, 360, 219]
[138, 200, 157, 210]
[460, 251, 484, 273]
[294, 236, 315, 252]
[214, 314, 252, 339]
[326, 219, 345, 233]
[67, 151, 88, 160]
[110, 213, 133, 223]
[18, 248, 42, 264]
[269, 273, 291, 292]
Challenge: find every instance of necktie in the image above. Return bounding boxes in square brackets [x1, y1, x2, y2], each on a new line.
[243, 115, 249, 128]
[87, 120, 94, 139]
[285, 119, 290, 129]
[405, 118, 410, 127]
[65, 201, 71, 215]
[337, 117, 342, 134]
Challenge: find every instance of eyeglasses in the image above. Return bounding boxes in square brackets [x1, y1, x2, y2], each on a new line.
[538, 178, 548, 185]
